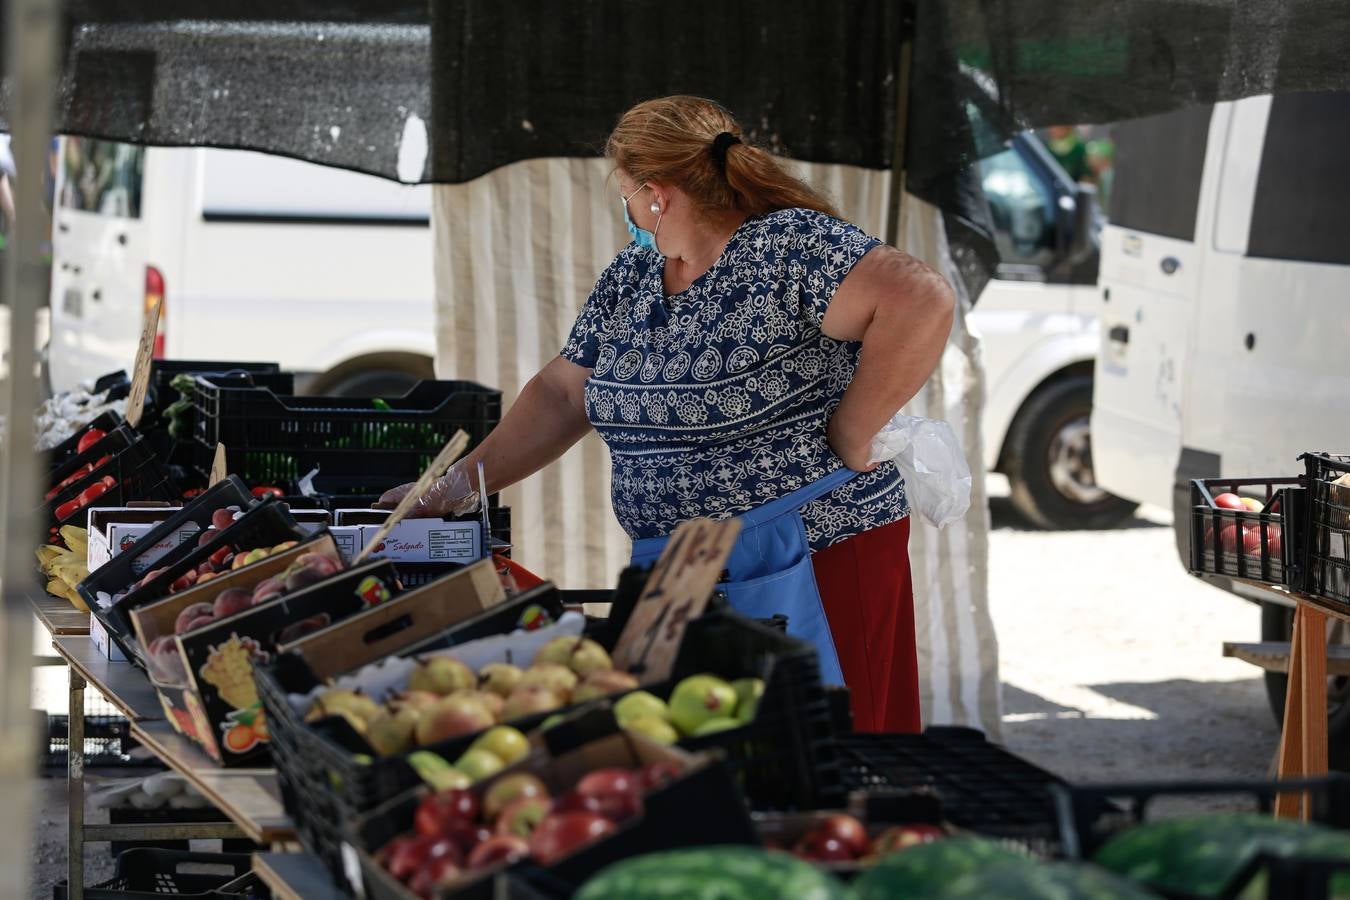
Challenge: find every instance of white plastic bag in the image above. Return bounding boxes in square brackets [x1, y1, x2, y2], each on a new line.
[868, 414, 971, 529]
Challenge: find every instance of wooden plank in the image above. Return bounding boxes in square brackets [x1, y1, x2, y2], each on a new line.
[51, 634, 163, 721]
[31, 593, 91, 635]
[124, 294, 161, 428]
[252, 853, 338, 900]
[1223, 641, 1350, 675]
[611, 518, 740, 685]
[1276, 604, 1306, 818]
[1302, 605, 1331, 814]
[129, 720, 295, 844]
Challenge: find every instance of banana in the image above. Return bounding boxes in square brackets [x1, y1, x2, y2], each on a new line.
[59, 525, 88, 556]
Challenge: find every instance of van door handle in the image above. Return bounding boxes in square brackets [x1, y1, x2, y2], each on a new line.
[1160, 256, 1180, 275]
[1108, 325, 1130, 345]
[57, 223, 69, 233]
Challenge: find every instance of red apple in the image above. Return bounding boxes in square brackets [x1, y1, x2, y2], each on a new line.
[869, 824, 945, 857]
[467, 834, 530, 869]
[496, 795, 551, 839]
[210, 508, 236, 530]
[817, 814, 868, 856]
[794, 831, 855, 862]
[1244, 523, 1283, 558]
[414, 790, 480, 837]
[442, 820, 493, 857]
[408, 854, 462, 898]
[1214, 492, 1246, 511]
[384, 834, 435, 883]
[550, 790, 604, 816]
[1218, 522, 1241, 553]
[638, 760, 684, 792]
[528, 812, 617, 865]
[574, 768, 641, 820]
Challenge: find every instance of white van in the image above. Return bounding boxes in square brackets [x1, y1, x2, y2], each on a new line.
[48, 132, 1128, 528]
[1091, 92, 1350, 750]
[48, 138, 436, 396]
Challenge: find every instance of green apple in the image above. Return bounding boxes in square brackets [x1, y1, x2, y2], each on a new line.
[624, 716, 680, 745]
[731, 677, 765, 723]
[669, 674, 738, 736]
[407, 751, 471, 791]
[456, 747, 507, 782]
[613, 690, 670, 726]
[692, 716, 742, 737]
[469, 725, 530, 765]
[540, 714, 566, 731]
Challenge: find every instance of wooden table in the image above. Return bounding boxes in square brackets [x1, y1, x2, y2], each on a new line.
[252, 852, 337, 900]
[32, 593, 91, 635]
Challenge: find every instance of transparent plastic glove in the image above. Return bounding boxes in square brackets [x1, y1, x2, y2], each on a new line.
[868, 414, 971, 529]
[374, 461, 481, 517]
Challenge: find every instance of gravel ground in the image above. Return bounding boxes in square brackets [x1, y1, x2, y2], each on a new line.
[23, 483, 1281, 896]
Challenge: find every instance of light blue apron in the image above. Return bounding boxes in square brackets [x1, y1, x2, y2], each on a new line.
[629, 467, 854, 686]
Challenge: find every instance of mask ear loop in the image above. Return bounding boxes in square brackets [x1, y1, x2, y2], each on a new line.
[651, 205, 664, 256]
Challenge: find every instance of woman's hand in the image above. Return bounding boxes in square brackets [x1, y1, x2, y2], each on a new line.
[375, 461, 479, 517]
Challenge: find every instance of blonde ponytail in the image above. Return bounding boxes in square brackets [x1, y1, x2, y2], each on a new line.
[606, 96, 839, 219]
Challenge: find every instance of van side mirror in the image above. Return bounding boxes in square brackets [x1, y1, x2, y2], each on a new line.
[1067, 183, 1099, 266]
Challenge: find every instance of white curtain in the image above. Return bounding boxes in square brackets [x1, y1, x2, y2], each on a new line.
[431, 158, 1001, 734]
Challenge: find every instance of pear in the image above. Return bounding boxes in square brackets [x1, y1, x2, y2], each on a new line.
[731, 677, 766, 723]
[572, 669, 640, 703]
[519, 662, 578, 699]
[407, 656, 475, 696]
[478, 663, 525, 698]
[624, 716, 680, 745]
[533, 636, 613, 677]
[305, 689, 381, 725]
[450, 688, 504, 720]
[365, 707, 418, 756]
[502, 686, 564, 721]
[613, 690, 671, 726]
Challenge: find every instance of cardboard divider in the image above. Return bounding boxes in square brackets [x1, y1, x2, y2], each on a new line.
[279, 557, 505, 679]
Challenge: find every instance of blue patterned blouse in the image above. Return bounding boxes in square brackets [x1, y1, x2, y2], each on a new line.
[561, 207, 909, 551]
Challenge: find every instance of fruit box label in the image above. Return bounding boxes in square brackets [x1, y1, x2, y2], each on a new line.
[174, 564, 401, 767]
[358, 520, 484, 564]
[85, 508, 184, 573]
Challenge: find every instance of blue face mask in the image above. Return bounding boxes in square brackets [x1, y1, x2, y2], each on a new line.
[622, 184, 660, 252]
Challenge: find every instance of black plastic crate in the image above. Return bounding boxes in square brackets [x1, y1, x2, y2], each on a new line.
[837, 726, 1076, 851]
[1052, 776, 1350, 900]
[1189, 476, 1304, 587]
[108, 806, 259, 857]
[45, 410, 125, 472]
[143, 362, 292, 461]
[46, 424, 139, 502]
[191, 377, 502, 461]
[45, 435, 178, 534]
[52, 849, 258, 899]
[43, 714, 137, 769]
[1303, 453, 1350, 610]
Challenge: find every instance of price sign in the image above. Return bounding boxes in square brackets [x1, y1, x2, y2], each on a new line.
[125, 295, 162, 429]
[611, 517, 740, 684]
[208, 444, 228, 487]
[355, 430, 470, 564]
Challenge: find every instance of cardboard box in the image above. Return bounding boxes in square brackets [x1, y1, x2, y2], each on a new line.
[333, 509, 486, 564]
[327, 525, 363, 563]
[133, 534, 403, 766]
[89, 612, 127, 662]
[86, 506, 186, 573]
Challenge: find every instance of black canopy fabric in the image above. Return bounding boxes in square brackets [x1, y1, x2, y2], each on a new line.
[8, 0, 1350, 295]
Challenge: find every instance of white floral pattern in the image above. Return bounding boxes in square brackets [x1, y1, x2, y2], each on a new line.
[561, 208, 909, 550]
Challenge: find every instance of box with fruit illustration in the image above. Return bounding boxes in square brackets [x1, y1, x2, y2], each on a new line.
[132, 533, 403, 766]
[350, 712, 756, 900]
[253, 559, 512, 872]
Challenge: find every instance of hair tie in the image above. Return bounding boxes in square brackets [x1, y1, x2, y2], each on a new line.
[711, 131, 742, 171]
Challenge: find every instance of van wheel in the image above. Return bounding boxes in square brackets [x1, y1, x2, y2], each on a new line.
[1004, 375, 1138, 529]
[323, 368, 424, 398]
[1262, 601, 1350, 769]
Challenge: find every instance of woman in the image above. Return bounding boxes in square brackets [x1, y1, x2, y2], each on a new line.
[382, 96, 953, 732]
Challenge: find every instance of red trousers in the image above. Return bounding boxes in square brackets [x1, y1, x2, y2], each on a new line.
[811, 516, 921, 733]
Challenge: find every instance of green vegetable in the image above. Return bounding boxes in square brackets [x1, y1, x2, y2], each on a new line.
[851, 837, 1032, 900]
[1093, 814, 1350, 898]
[576, 847, 847, 900]
[943, 861, 1163, 899]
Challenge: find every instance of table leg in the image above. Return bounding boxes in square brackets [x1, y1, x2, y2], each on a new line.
[1276, 603, 1306, 818]
[1301, 605, 1331, 818]
[69, 668, 85, 900]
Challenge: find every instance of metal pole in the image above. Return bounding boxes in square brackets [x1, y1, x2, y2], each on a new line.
[0, 0, 60, 898]
[883, 34, 914, 247]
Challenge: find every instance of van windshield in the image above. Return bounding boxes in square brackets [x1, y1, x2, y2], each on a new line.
[1109, 105, 1211, 241]
[59, 138, 144, 218]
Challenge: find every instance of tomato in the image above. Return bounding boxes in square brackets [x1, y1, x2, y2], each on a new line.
[47, 464, 93, 500]
[78, 481, 112, 507]
[250, 486, 284, 499]
[54, 498, 82, 521]
[76, 428, 106, 455]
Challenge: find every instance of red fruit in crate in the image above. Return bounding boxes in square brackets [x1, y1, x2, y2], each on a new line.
[817, 814, 869, 856]
[174, 602, 215, 635]
[496, 795, 551, 838]
[1218, 522, 1241, 553]
[76, 428, 105, 454]
[408, 854, 462, 899]
[528, 812, 617, 866]
[181, 615, 216, 634]
[138, 567, 169, 589]
[1213, 492, 1246, 511]
[483, 773, 550, 822]
[212, 588, 253, 619]
[574, 768, 642, 821]
[383, 834, 434, 882]
[414, 790, 480, 837]
[638, 760, 684, 791]
[251, 485, 284, 499]
[78, 480, 112, 507]
[442, 820, 493, 857]
[550, 790, 603, 816]
[1244, 523, 1283, 557]
[210, 508, 236, 531]
[198, 530, 216, 548]
[868, 824, 944, 858]
[208, 545, 233, 568]
[54, 498, 82, 522]
[795, 831, 856, 862]
[467, 834, 530, 870]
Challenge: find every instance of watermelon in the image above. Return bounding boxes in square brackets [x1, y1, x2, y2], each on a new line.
[1093, 814, 1350, 898]
[574, 846, 848, 900]
[942, 861, 1164, 899]
[851, 836, 1033, 900]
